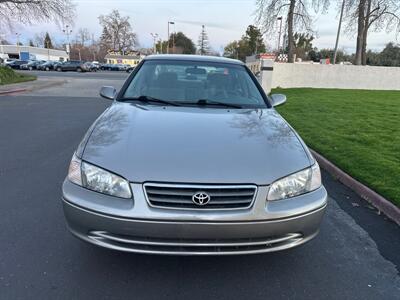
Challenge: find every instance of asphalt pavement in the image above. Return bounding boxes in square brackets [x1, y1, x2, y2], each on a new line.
[1, 72, 399, 300]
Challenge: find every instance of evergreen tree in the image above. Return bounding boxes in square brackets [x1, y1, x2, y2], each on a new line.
[44, 32, 53, 49]
[197, 25, 210, 55]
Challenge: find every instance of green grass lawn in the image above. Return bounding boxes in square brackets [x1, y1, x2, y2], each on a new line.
[275, 88, 400, 207]
[0, 66, 36, 85]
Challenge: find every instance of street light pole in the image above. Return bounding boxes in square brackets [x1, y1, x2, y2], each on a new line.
[63, 25, 72, 60]
[277, 16, 283, 53]
[167, 21, 174, 54]
[333, 0, 346, 64]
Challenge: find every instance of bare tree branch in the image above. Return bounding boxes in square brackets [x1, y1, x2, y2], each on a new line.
[0, 0, 75, 30]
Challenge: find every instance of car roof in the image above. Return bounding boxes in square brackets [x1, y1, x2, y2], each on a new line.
[144, 54, 244, 65]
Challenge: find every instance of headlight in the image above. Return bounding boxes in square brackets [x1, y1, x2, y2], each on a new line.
[67, 154, 132, 199]
[267, 163, 321, 201]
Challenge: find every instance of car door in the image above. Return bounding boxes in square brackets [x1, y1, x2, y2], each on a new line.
[64, 62, 73, 71]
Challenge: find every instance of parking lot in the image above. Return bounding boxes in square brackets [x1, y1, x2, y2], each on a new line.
[1, 71, 400, 299]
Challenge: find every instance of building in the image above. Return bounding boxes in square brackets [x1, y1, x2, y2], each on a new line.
[0, 45, 68, 61]
[104, 51, 145, 66]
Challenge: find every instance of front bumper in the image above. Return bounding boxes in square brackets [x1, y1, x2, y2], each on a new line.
[62, 180, 327, 255]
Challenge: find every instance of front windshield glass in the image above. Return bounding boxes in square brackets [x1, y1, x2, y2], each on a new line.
[122, 60, 267, 108]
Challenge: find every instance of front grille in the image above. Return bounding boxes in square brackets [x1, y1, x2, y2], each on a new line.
[144, 183, 257, 210]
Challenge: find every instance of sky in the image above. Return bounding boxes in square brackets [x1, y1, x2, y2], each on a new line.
[5, 0, 399, 54]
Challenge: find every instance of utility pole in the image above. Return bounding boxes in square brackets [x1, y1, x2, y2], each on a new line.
[63, 25, 72, 60]
[167, 21, 174, 54]
[277, 16, 283, 53]
[150, 33, 159, 53]
[333, 0, 346, 64]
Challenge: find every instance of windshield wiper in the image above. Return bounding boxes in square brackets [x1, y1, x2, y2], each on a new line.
[122, 95, 181, 106]
[194, 99, 243, 109]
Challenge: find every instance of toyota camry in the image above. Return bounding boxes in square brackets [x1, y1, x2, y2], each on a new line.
[62, 55, 327, 255]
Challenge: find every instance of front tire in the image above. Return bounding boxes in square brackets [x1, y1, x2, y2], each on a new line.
[77, 68, 82, 72]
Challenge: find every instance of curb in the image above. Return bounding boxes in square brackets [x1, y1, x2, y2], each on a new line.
[311, 149, 400, 226]
[0, 88, 27, 95]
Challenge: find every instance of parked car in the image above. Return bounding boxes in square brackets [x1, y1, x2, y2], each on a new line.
[37, 61, 59, 71]
[7, 60, 29, 69]
[56, 60, 86, 72]
[116, 63, 128, 71]
[100, 63, 110, 71]
[91, 61, 101, 70]
[20, 60, 45, 70]
[102, 64, 121, 71]
[62, 55, 327, 255]
[3, 58, 15, 65]
[126, 66, 135, 73]
[83, 62, 97, 72]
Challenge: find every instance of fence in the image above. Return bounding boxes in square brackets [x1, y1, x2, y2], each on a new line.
[270, 63, 400, 90]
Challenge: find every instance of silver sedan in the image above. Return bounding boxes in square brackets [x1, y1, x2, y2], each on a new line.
[62, 55, 327, 255]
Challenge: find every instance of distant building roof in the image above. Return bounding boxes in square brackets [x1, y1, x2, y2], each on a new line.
[0, 45, 68, 57]
[105, 53, 142, 60]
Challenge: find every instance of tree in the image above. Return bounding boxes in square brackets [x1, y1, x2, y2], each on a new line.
[255, 0, 329, 63]
[169, 32, 196, 54]
[0, 0, 75, 30]
[224, 41, 240, 59]
[366, 42, 400, 66]
[198, 25, 210, 55]
[28, 39, 35, 47]
[33, 32, 46, 47]
[76, 28, 90, 46]
[307, 48, 351, 63]
[242, 25, 266, 54]
[44, 32, 53, 49]
[99, 9, 137, 53]
[344, 0, 400, 65]
[223, 25, 266, 61]
[293, 32, 314, 59]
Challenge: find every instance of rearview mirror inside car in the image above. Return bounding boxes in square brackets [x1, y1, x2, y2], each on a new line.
[100, 86, 117, 100]
[270, 94, 286, 107]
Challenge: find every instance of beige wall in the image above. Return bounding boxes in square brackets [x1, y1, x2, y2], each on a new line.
[271, 63, 400, 90]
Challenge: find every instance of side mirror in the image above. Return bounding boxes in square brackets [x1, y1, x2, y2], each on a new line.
[270, 94, 286, 107]
[100, 86, 117, 100]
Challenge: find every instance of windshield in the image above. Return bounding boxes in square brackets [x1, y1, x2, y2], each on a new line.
[121, 60, 267, 108]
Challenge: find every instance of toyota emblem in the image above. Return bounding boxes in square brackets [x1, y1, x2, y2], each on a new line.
[192, 191, 211, 206]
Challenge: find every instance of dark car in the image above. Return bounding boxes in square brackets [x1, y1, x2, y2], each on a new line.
[7, 60, 29, 70]
[38, 61, 59, 71]
[102, 64, 120, 71]
[56, 61, 86, 72]
[20, 60, 45, 70]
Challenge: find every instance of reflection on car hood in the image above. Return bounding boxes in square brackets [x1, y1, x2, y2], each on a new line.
[82, 102, 311, 185]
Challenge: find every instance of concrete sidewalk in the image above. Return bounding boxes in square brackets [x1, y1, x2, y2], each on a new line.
[0, 76, 67, 95]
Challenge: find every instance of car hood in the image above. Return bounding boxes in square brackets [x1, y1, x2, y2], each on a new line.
[82, 102, 311, 185]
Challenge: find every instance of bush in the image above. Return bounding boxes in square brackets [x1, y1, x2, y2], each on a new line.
[0, 66, 36, 85]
